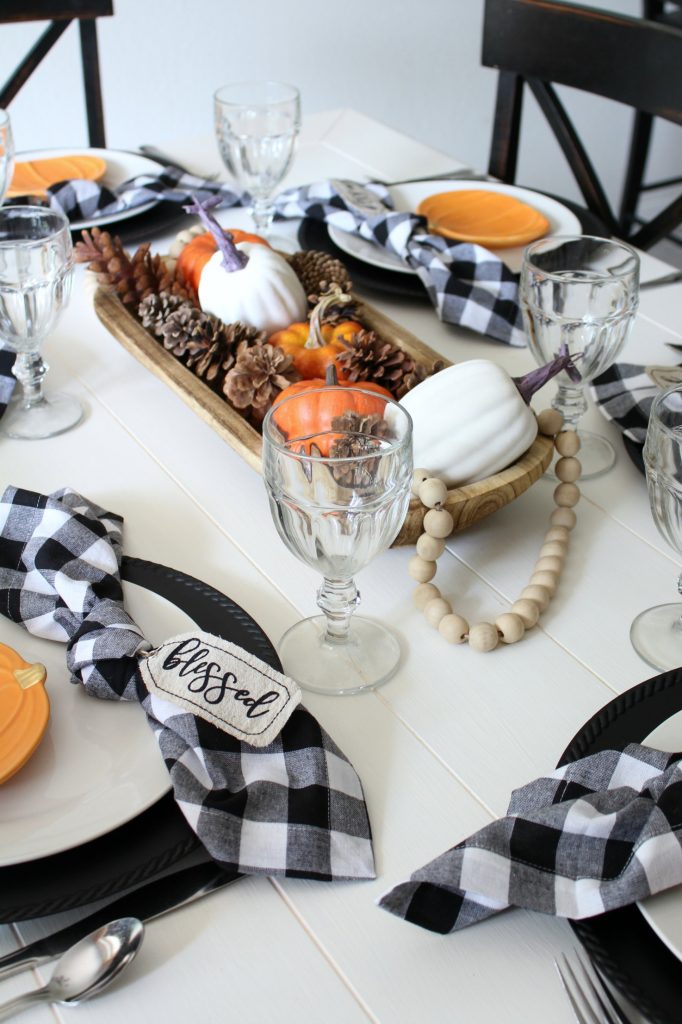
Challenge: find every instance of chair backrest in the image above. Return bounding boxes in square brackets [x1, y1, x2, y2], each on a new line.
[0, 1, 114, 148]
[481, 0, 682, 249]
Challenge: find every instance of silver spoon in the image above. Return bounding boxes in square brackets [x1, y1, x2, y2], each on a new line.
[0, 917, 143, 1020]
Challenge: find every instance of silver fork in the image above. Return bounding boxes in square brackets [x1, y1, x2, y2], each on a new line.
[554, 950, 632, 1024]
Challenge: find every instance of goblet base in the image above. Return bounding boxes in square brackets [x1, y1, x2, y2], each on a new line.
[630, 603, 682, 671]
[3, 392, 83, 440]
[278, 615, 401, 696]
[548, 429, 616, 480]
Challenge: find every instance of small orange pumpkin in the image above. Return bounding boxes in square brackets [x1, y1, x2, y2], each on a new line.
[0, 643, 50, 785]
[271, 365, 393, 455]
[177, 229, 270, 293]
[268, 290, 363, 380]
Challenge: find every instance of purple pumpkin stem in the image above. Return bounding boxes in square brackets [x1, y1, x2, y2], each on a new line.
[513, 343, 582, 405]
[182, 193, 248, 273]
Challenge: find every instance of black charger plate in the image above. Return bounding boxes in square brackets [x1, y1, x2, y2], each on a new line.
[558, 666, 682, 1024]
[0, 556, 281, 923]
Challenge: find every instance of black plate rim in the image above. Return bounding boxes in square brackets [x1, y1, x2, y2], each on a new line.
[558, 665, 682, 1024]
[0, 555, 280, 922]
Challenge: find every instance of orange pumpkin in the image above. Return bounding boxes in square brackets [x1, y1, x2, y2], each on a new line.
[0, 643, 50, 785]
[268, 291, 363, 380]
[177, 229, 270, 293]
[271, 366, 393, 455]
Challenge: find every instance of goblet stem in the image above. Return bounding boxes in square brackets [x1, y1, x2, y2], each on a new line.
[316, 577, 360, 645]
[251, 197, 275, 235]
[551, 380, 587, 433]
[13, 352, 48, 409]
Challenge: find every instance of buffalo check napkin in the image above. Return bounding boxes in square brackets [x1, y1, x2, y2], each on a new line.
[44, 167, 526, 347]
[0, 485, 375, 882]
[379, 744, 682, 932]
[0, 348, 15, 416]
[590, 361, 681, 446]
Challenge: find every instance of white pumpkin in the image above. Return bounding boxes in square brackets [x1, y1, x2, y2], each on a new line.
[399, 360, 539, 486]
[198, 242, 307, 335]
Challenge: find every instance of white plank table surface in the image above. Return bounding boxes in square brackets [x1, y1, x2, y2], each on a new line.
[1, 109, 679, 1023]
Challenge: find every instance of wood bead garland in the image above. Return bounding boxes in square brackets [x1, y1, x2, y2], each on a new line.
[410, 413, 580, 652]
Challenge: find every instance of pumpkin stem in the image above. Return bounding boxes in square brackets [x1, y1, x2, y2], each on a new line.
[513, 343, 582, 405]
[305, 287, 353, 350]
[325, 364, 339, 385]
[183, 194, 248, 273]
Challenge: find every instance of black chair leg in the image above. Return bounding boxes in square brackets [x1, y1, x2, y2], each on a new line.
[619, 109, 653, 236]
[79, 19, 106, 149]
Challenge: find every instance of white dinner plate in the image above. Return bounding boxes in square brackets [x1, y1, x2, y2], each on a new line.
[11, 147, 163, 231]
[0, 579, 194, 866]
[636, 711, 682, 960]
[328, 179, 582, 275]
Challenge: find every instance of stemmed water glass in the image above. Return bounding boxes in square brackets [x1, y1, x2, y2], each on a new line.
[214, 81, 300, 244]
[631, 384, 682, 670]
[0, 206, 81, 440]
[519, 235, 640, 479]
[262, 386, 413, 695]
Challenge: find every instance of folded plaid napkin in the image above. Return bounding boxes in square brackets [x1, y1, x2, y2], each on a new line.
[0, 485, 375, 881]
[590, 362, 672, 446]
[0, 348, 15, 417]
[44, 167, 526, 347]
[379, 743, 682, 932]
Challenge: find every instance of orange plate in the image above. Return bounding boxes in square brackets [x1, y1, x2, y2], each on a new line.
[417, 189, 551, 248]
[0, 643, 50, 785]
[7, 154, 107, 198]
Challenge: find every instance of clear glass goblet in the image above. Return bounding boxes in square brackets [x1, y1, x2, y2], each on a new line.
[214, 81, 300, 246]
[631, 383, 682, 670]
[520, 235, 640, 479]
[262, 386, 413, 696]
[0, 206, 81, 440]
[0, 109, 14, 202]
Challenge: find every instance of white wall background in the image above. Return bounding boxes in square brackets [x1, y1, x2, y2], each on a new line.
[1, 0, 680, 239]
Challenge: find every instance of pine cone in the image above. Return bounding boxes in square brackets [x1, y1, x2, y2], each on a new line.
[158, 305, 225, 360]
[74, 228, 192, 309]
[336, 330, 414, 395]
[223, 344, 300, 418]
[288, 250, 352, 299]
[189, 322, 268, 390]
[394, 358, 446, 399]
[329, 412, 393, 487]
[138, 292, 191, 335]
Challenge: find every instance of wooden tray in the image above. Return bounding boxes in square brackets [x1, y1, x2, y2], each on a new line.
[94, 287, 553, 545]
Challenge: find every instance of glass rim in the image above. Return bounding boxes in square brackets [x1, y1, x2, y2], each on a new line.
[213, 81, 300, 108]
[0, 205, 71, 245]
[262, 385, 413, 462]
[648, 382, 682, 440]
[522, 234, 640, 280]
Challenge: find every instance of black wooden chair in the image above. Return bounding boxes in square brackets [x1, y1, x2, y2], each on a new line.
[481, 0, 682, 250]
[0, 1, 114, 149]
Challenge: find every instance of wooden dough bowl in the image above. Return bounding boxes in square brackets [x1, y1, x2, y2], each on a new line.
[94, 287, 552, 546]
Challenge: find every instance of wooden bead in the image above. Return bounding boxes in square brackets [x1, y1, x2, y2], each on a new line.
[411, 468, 430, 495]
[511, 598, 540, 628]
[424, 597, 453, 628]
[537, 408, 563, 436]
[520, 583, 551, 611]
[408, 555, 437, 583]
[468, 622, 499, 652]
[438, 613, 470, 644]
[555, 456, 581, 483]
[530, 570, 558, 595]
[495, 612, 525, 644]
[413, 582, 441, 610]
[550, 507, 577, 530]
[555, 430, 580, 457]
[554, 482, 580, 508]
[423, 508, 454, 539]
[416, 533, 446, 561]
[545, 526, 570, 545]
[418, 477, 448, 509]
[535, 555, 563, 575]
[540, 541, 567, 559]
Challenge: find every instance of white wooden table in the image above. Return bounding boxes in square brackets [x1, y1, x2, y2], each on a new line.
[1, 109, 680, 1023]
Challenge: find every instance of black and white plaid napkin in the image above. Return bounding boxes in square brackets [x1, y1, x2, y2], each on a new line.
[45, 168, 526, 347]
[379, 743, 682, 932]
[0, 485, 375, 882]
[590, 362, 666, 446]
[0, 348, 15, 417]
